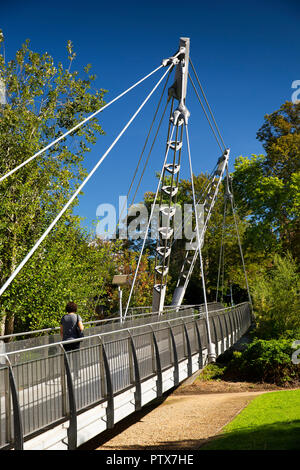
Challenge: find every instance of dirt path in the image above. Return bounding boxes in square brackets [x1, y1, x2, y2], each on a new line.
[80, 379, 285, 451]
[95, 391, 265, 450]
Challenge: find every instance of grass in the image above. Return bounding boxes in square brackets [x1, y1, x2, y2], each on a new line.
[201, 389, 300, 450]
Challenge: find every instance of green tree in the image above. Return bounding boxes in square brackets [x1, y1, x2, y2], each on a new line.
[232, 101, 300, 260]
[0, 34, 106, 335]
[106, 247, 156, 313]
[256, 101, 300, 180]
[11, 230, 123, 331]
[250, 253, 300, 339]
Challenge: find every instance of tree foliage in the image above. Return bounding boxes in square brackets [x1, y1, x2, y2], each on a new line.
[0, 34, 107, 335]
[232, 102, 300, 260]
[250, 253, 300, 339]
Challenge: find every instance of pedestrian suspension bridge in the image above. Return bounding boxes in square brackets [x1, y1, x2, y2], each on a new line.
[0, 38, 253, 450]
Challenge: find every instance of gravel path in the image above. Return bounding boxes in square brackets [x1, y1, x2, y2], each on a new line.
[79, 379, 278, 451]
[95, 391, 267, 450]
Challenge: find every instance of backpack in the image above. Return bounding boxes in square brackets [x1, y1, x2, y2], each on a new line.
[76, 314, 84, 338]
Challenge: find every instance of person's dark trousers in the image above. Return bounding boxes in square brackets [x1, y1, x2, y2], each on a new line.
[63, 342, 80, 378]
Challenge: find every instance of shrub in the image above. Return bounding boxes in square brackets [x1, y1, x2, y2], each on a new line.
[226, 339, 299, 385]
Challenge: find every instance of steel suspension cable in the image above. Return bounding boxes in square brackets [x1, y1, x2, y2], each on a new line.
[216, 196, 228, 302]
[221, 219, 226, 303]
[0, 64, 165, 183]
[227, 170, 252, 307]
[97, 99, 172, 300]
[123, 124, 176, 321]
[116, 69, 172, 230]
[170, 163, 218, 248]
[181, 150, 229, 297]
[189, 57, 227, 151]
[185, 123, 213, 346]
[0, 65, 173, 298]
[188, 72, 224, 152]
[129, 98, 170, 210]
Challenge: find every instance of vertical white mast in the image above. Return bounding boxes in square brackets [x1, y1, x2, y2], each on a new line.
[152, 37, 190, 314]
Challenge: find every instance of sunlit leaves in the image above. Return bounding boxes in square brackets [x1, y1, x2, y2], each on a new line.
[0, 36, 107, 334]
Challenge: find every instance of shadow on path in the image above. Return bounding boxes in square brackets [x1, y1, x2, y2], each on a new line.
[201, 420, 300, 450]
[78, 390, 175, 450]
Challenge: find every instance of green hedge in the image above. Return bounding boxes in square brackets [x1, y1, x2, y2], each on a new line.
[225, 339, 299, 385]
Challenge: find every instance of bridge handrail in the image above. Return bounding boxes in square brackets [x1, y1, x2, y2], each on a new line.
[0, 302, 249, 358]
[0, 303, 222, 341]
[0, 301, 252, 450]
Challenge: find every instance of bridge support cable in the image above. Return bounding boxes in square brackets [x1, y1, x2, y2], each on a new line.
[185, 123, 216, 362]
[92, 81, 173, 305]
[216, 195, 228, 303]
[123, 123, 177, 321]
[0, 64, 171, 184]
[226, 168, 253, 310]
[188, 72, 224, 153]
[171, 148, 229, 307]
[117, 69, 173, 231]
[189, 57, 227, 152]
[169, 161, 217, 246]
[0, 65, 174, 298]
[128, 98, 170, 211]
[215, 166, 252, 310]
[153, 152, 222, 309]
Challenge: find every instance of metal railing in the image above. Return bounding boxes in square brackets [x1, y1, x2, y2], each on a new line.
[0, 302, 224, 355]
[0, 302, 252, 450]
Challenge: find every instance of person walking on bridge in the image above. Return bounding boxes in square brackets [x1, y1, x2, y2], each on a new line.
[60, 301, 84, 350]
[60, 301, 84, 378]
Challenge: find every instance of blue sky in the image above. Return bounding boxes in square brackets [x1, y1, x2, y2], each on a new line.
[1, 0, 299, 234]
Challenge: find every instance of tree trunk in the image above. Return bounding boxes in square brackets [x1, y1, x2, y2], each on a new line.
[4, 312, 14, 338]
